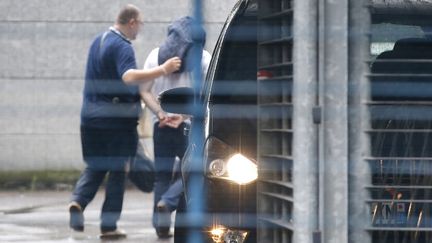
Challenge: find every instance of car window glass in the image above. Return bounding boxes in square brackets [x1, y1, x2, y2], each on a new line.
[371, 23, 424, 57]
[208, 10, 258, 159]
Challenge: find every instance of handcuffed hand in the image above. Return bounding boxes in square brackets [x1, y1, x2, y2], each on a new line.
[162, 57, 182, 74]
[158, 114, 183, 128]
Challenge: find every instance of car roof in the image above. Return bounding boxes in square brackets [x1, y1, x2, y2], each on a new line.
[371, 0, 432, 25]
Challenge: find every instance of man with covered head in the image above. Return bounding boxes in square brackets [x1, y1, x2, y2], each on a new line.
[140, 16, 211, 238]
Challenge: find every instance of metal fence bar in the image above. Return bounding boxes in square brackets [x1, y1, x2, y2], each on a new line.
[321, 0, 349, 242]
[292, 0, 319, 242]
[188, 0, 205, 242]
[348, 0, 372, 243]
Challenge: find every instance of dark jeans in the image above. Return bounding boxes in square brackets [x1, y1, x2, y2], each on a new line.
[152, 122, 188, 228]
[71, 126, 138, 231]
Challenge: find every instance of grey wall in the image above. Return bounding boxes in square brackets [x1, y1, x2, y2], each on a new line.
[0, 0, 235, 171]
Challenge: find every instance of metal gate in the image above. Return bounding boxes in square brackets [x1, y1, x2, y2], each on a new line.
[256, 0, 432, 243]
[257, 0, 294, 242]
[366, 2, 432, 243]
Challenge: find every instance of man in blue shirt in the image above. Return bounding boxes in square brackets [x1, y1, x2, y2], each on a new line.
[68, 4, 181, 239]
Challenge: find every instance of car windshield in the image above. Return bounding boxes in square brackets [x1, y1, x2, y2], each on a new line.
[205, 0, 258, 158]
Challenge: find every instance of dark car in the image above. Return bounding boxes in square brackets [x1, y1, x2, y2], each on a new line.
[160, 0, 258, 242]
[162, 1, 432, 243]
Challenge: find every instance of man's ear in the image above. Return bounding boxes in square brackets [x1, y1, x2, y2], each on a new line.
[128, 18, 135, 26]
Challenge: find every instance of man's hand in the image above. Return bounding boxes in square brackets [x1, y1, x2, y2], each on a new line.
[165, 114, 184, 128]
[162, 57, 182, 74]
[158, 114, 183, 128]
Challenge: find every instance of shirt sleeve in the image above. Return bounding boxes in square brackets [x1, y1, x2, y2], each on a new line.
[116, 44, 137, 78]
[141, 48, 159, 95]
[143, 48, 159, 70]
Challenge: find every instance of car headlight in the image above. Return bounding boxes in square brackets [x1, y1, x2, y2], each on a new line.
[204, 137, 257, 185]
[209, 226, 249, 243]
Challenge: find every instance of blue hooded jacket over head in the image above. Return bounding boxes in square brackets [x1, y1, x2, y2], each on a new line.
[158, 16, 206, 73]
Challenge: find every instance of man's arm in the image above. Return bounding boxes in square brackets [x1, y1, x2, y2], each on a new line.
[140, 83, 185, 128]
[123, 56, 181, 85]
[140, 82, 165, 121]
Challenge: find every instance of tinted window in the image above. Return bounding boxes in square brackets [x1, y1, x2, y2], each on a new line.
[209, 10, 258, 159]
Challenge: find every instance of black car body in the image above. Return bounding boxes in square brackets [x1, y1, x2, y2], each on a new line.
[160, 0, 258, 242]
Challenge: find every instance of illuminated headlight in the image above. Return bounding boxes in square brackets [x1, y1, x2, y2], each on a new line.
[205, 137, 258, 185]
[210, 226, 249, 243]
[209, 159, 227, 177]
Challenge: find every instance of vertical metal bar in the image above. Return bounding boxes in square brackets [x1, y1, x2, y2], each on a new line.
[318, 0, 326, 237]
[322, 0, 349, 242]
[292, 0, 319, 243]
[348, 0, 372, 243]
[188, 0, 204, 242]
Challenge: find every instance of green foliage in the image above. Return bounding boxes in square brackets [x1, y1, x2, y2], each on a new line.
[0, 170, 81, 191]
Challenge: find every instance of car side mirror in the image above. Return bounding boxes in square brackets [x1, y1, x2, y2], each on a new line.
[159, 87, 195, 115]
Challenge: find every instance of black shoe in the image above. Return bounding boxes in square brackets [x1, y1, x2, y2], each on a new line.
[156, 201, 172, 238]
[156, 229, 172, 239]
[99, 229, 127, 240]
[69, 202, 84, 232]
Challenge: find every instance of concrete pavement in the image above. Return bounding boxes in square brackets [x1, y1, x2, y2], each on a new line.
[0, 189, 173, 243]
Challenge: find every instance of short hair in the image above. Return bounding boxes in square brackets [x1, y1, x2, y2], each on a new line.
[116, 4, 141, 25]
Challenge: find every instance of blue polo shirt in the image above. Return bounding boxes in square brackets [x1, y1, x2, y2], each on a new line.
[81, 29, 141, 129]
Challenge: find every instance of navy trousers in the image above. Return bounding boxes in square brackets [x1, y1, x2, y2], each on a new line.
[71, 126, 138, 231]
[152, 122, 188, 228]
